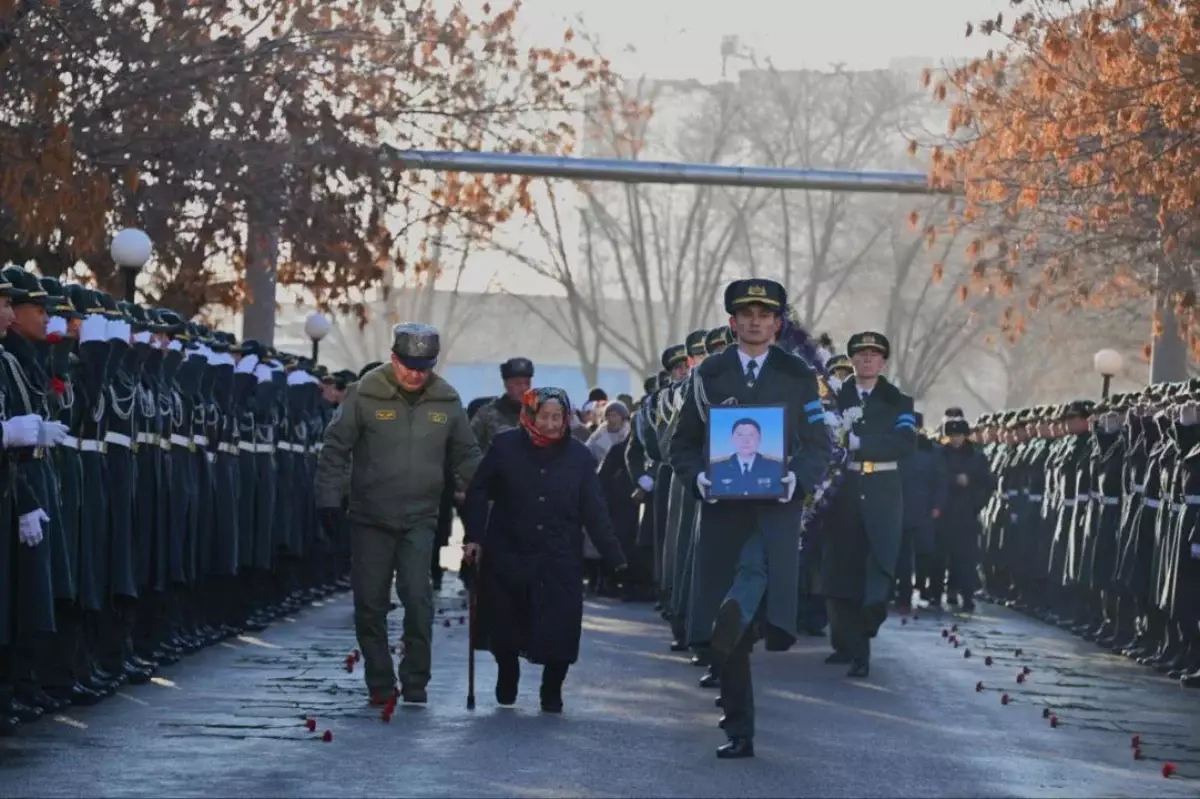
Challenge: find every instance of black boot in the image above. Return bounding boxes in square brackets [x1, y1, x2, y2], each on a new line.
[494, 653, 519, 706]
[540, 662, 568, 713]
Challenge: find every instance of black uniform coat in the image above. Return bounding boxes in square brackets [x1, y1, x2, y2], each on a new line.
[669, 346, 831, 647]
[822, 377, 916, 608]
[936, 441, 993, 569]
[464, 428, 625, 664]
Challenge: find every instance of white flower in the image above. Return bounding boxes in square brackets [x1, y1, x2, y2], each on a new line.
[823, 411, 841, 429]
[840, 406, 863, 431]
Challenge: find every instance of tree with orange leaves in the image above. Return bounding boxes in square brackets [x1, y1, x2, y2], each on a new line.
[920, 0, 1199, 360]
[0, 0, 610, 319]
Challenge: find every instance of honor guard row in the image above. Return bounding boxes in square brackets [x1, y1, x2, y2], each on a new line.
[0, 266, 353, 735]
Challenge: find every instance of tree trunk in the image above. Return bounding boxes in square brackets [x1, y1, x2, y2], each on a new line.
[1150, 264, 1187, 385]
[242, 215, 279, 346]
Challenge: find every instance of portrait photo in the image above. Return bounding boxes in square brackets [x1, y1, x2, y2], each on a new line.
[706, 404, 788, 500]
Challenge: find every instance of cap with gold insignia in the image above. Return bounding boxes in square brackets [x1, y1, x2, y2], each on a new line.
[685, 329, 709, 357]
[846, 331, 890, 360]
[705, 326, 733, 354]
[723, 278, 786, 315]
[660, 344, 687, 372]
[825, 353, 853, 376]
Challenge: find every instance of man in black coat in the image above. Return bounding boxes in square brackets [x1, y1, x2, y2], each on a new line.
[934, 417, 993, 612]
[669, 278, 831, 759]
[822, 331, 916, 678]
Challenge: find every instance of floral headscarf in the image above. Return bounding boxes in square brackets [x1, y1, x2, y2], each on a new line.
[521, 387, 572, 448]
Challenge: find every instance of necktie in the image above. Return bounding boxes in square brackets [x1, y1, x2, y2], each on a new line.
[745, 359, 758, 387]
[742, 462, 750, 475]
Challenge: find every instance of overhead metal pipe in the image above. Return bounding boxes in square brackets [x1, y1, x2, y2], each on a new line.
[382, 147, 947, 196]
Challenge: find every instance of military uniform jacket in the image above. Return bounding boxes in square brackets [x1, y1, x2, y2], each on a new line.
[823, 376, 917, 605]
[668, 345, 831, 643]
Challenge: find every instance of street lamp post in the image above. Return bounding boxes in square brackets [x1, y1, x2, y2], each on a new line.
[1093, 348, 1125, 399]
[110, 228, 152, 303]
[305, 312, 331, 362]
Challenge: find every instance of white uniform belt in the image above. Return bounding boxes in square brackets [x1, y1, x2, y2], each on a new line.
[1133, 484, 1146, 493]
[277, 441, 304, 453]
[1144, 498, 1162, 509]
[61, 435, 79, 449]
[847, 461, 898, 473]
[136, 432, 158, 446]
[1186, 495, 1200, 505]
[79, 439, 105, 453]
[104, 431, 133, 449]
[238, 442, 275, 454]
[1028, 494, 1043, 501]
[1062, 498, 1077, 507]
[169, 434, 192, 448]
[218, 442, 239, 456]
[193, 435, 208, 447]
[1097, 497, 1120, 505]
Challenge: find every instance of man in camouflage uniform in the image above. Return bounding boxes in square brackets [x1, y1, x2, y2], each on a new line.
[470, 357, 534, 454]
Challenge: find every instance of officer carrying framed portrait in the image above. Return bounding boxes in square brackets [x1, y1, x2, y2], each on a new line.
[705, 404, 788, 500]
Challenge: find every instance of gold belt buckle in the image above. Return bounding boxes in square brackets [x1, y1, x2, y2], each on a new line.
[862, 461, 875, 475]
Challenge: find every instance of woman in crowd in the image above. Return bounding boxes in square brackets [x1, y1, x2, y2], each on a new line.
[463, 388, 627, 712]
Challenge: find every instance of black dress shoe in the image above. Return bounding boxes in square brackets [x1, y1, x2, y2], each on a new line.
[129, 654, 156, 670]
[123, 662, 154, 685]
[1181, 671, 1200, 689]
[9, 699, 43, 723]
[709, 600, 743, 665]
[715, 696, 723, 708]
[716, 736, 754, 759]
[20, 688, 69, 713]
[670, 640, 689, 652]
[718, 714, 728, 730]
[539, 689, 564, 714]
[0, 715, 19, 736]
[847, 659, 870, 678]
[763, 626, 796, 652]
[67, 683, 103, 707]
[690, 653, 709, 667]
[243, 617, 269, 633]
[699, 672, 720, 689]
[825, 651, 852, 664]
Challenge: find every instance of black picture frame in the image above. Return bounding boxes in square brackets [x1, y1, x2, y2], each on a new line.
[705, 403, 789, 500]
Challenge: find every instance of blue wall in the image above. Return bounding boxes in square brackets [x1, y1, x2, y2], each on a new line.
[441, 362, 633, 407]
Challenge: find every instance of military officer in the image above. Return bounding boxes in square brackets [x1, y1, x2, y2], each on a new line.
[315, 322, 481, 705]
[669, 278, 831, 759]
[709, 417, 784, 497]
[704, 326, 733, 357]
[822, 331, 917, 678]
[470, 357, 534, 454]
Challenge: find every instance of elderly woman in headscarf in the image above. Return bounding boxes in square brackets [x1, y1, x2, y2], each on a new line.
[463, 387, 628, 712]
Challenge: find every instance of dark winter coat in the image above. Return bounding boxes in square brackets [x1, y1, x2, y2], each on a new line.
[464, 428, 626, 664]
[901, 438, 948, 553]
[599, 437, 640, 548]
[936, 441, 993, 560]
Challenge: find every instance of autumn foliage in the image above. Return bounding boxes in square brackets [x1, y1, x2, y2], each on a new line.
[921, 0, 1199, 352]
[0, 0, 609, 317]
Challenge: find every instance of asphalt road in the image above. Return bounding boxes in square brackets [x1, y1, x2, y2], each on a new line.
[3, 576, 1200, 797]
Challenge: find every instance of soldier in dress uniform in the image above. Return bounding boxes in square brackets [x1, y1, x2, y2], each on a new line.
[822, 331, 916, 678]
[470, 357, 534, 454]
[623, 375, 661, 602]
[669, 278, 831, 759]
[650, 344, 689, 614]
[704, 326, 733, 357]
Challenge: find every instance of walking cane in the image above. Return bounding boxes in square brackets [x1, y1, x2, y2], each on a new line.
[466, 558, 477, 711]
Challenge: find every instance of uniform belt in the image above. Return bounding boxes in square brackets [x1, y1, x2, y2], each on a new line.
[159, 435, 171, 450]
[218, 442, 239, 456]
[136, 432, 158, 446]
[104, 431, 134, 449]
[1062, 498, 1077, 507]
[79, 439, 105, 453]
[1144, 498, 1161, 509]
[61, 435, 79, 449]
[847, 461, 897, 474]
[1172, 503, 1184, 513]
[1097, 496, 1120, 505]
[1027, 494, 1043, 501]
[169, 433, 195, 451]
[278, 441, 303, 453]
[1133, 484, 1146, 493]
[238, 442, 275, 454]
[1186, 495, 1200, 505]
[193, 435, 208, 447]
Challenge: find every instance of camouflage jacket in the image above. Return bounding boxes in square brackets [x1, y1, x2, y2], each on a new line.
[469, 395, 523, 453]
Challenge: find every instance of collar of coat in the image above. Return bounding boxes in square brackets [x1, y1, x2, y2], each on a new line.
[836, 374, 903, 406]
[356, 362, 461, 404]
[696, 344, 813, 382]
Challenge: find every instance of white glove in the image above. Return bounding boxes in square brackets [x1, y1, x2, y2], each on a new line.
[637, 475, 654, 492]
[79, 315, 107, 343]
[236, 354, 259, 374]
[47, 316, 68, 337]
[848, 432, 861, 451]
[133, 331, 152, 345]
[253, 364, 272, 383]
[815, 347, 833, 367]
[823, 411, 840, 428]
[2, 414, 43, 448]
[18, 509, 48, 547]
[827, 376, 843, 393]
[696, 472, 716, 504]
[779, 472, 797, 504]
[167, 339, 183, 352]
[37, 420, 69, 448]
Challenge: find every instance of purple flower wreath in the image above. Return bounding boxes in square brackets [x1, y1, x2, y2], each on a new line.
[777, 305, 848, 545]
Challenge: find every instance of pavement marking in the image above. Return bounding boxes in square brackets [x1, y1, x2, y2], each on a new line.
[116, 691, 149, 706]
[219, 642, 239, 649]
[150, 677, 180, 689]
[237, 635, 281, 649]
[52, 715, 88, 730]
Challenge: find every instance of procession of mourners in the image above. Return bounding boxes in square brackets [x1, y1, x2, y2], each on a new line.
[6, 265, 1200, 765]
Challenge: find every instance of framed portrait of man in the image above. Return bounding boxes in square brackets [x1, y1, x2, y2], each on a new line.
[705, 405, 788, 500]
